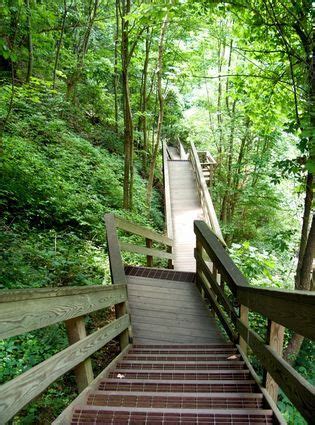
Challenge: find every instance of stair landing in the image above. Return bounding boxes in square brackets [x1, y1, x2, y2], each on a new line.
[126, 273, 224, 344]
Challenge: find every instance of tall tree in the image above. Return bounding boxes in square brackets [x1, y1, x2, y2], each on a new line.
[146, 14, 168, 206]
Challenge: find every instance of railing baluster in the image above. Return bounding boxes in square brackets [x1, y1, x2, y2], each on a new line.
[264, 320, 285, 402]
[239, 305, 249, 355]
[167, 245, 173, 269]
[146, 238, 153, 267]
[65, 316, 94, 392]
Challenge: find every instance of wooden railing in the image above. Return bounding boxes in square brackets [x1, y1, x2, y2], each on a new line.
[162, 142, 173, 240]
[189, 141, 225, 244]
[105, 213, 174, 269]
[198, 150, 216, 185]
[0, 284, 130, 423]
[194, 220, 315, 423]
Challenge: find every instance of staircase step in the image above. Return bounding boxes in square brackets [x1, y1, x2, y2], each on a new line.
[132, 344, 234, 349]
[124, 354, 241, 362]
[86, 391, 264, 409]
[99, 379, 258, 393]
[109, 370, 250, 380]
[71, 406, 273, 424]
[129, 347, 237, 355]
[117, 361, 246, 370]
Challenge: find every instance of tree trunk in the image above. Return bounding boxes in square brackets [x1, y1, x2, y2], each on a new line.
[140, 28, 152, 175]
[66, 0, 99, 100]
[121, 0, 133, 210]
[25, 0, 33, 83]
[53, 0, 68, 89]
[113, 0, 119, 134]
[295, 172, 314, 289]
[147, 16, 168, 207]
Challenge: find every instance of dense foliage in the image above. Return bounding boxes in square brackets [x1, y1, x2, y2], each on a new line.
[0, 0, 313, 423]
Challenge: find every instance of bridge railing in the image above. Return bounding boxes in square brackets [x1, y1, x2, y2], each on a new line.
[194, 220, 315, 423]
[0, 283, 130, 423]
[105, 213, 174, 270]
[189, 141, 225, 245]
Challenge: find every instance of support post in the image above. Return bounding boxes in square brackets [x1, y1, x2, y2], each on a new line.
[65, 316, 94, 393]
[239, 305, 249, 355]
[264, 320, 285, 402]
[196, 237, 203, 293]
[167, 245, 173, 269]
[146, 238, 153, 267]
[115, 301, 130, 349]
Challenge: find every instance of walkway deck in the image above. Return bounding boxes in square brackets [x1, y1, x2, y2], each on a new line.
[126, 274, 224, 344]
[168, 159, 204, 272]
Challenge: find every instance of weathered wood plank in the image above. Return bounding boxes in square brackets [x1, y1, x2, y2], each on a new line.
[0, 315, 130, 423]
[236, 319, 315, 423]
[104, 213, 127, 285]
[190, 141, 224, 243]
[119, 242, 174, 260]
[52, 345, 132, 425]
[146, 238, 153, 267]
[237, 285, 315, 340]
[163, 143, 173, 240]
[264, 320, 285, 402]
[65, 316, 94, 392]
[0, 284, 127, 339]
[115, 215, 173, 246]
[195, 251, 238, 324]
[198, 271, 238, 343]
[194, 221, 248, 295]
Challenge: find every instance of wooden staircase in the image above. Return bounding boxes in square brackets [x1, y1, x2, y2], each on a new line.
[1, 144, 314, 424]
[70, 343, 274, 424]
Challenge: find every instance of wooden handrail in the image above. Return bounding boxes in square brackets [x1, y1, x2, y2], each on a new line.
[189, 141, 225, 244]
[105, 213, 174, 271]
[0, 284, 127, 340]
[115, 215, 173, 246]
[194, 220, 315, 422]
[0, 284, 130, 423]
[163, 142, 173, 240]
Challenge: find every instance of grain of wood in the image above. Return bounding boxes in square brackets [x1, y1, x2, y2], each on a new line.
[0, 284, 127, 340]
[0, 315, 130, 423]
[126, 276, 224, 344]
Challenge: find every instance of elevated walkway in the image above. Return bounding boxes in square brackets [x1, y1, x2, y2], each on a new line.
[0, 144, 314, 424]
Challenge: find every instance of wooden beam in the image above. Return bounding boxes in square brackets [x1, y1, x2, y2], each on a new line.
[194, 221, 248, 295]
[264, 320, 285, 402]
[195, 251, 238, 324]
[237, 285, 315, 340]
[239, 305, 249, 355]
[0, 284, 127, 340]
[162, 143, 174, 240]
[190, 141, 225, 243]
[52, 344, 132, 425]
[119, 242, 174, 260]
[104, 213, 127, 285]
[198, 271, 238, 343]
[65, 316, 94, 393]
[146, 238, 153, 267]
[114, 215, 173, 246]
[0, 315, 130, 423]
[236, 319, 315, 423]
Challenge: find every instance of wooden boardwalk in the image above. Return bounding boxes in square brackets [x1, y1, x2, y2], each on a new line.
[127, 275, 224, 344]
[168, 159, 204, 272]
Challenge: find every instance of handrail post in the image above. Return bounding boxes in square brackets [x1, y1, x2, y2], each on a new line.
[104, 213, 130, 350]
[146, 238, 153, 267]
[65, 316, 94, 392]
[167, 245, 173, 269]
[264, 320, 285, 402]
[195, 236, 203, 294]
[239, 305, 249, 355]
